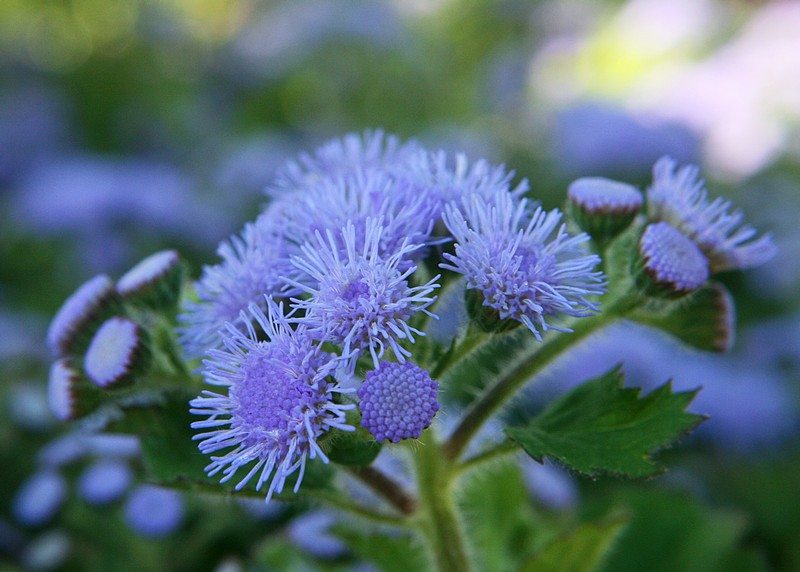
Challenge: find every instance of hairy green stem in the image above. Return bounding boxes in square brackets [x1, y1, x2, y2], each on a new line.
[443, 295, 639, 461]
[413, 430, 472, 572]
[431, 323, 489, 379]
[300, 489, 411, 527]
[346, 466, 417, 515]
[456, 440, 519, 475]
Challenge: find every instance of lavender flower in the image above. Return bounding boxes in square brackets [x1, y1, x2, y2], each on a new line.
[267, 170, 440, 264]
[286, 219, 440, 367]
[116, 250, 182, 308]
[13, 471, 67, 527]
[269, 130, 424, 195]
[179, 220, 295, 358]
[647, 157, 776, 271]
[84, 317, 150, 388]
[442, 193, 605, 339]
[124, 486, 184, 538]
[190, 301, 354, 501]
[358, 361, 439, 443]
[568, 177, 643, 215]
[639, 222, 710, 296]
[78, 460, 132, 506]
[405, 150, 529, 206]
[47, 275, 118, 356]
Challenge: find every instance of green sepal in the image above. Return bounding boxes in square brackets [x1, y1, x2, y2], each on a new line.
[320, 407, 382, 466]
[505, 366, 706, 478]
[630, 281, 736, 353]
[465, 288, 522, 333]
[566, 199, 639, 250]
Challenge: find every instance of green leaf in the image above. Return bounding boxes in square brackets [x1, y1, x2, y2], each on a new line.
[333, 527, 431, 572]
[506, 366, 705, 478]
[584, 486, 751, 572]
[457, 460, 552, 571]
[630, 282, 735, 353]
[522, 516, 629, 572]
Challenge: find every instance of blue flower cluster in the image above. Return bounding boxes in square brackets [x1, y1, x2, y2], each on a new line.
[183, 132, 773, 503]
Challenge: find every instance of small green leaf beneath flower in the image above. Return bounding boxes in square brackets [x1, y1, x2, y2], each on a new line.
[630, 282, 735, 353]
[505, 366, 705, 478]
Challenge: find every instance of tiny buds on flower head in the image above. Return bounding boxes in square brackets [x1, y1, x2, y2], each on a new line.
[357, 361, 439, 443]
[647, 156, 777, 272]
[637, 222, 710, 298]
[84, 317, 151, 389]
[567, 177, 643, 243]
[117, 250, 182, 310]
[47, 359, 87, 421]
[47, 275, 120, 357]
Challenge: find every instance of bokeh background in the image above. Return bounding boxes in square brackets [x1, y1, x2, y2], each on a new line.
[1, 1, 799, 570]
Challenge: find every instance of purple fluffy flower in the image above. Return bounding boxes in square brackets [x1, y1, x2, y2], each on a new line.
[190, 300, 354, 501]
[78, 460, 132, 506]
[639, 222, 710, 295]
[647, 157, 776, 272]
[179, 219, 295, 358]
[442, 192, 605, 339]
[124, 486, 184, 538]
[267, 170, 440, 266]
[285, 218, 440, 368]
[47, 275, 117, 357]
[269, 130, 424, 195]
[358, 361, 439, 443]
[567, 177, 643, 215]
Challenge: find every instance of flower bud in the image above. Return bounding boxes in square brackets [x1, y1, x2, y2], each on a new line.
[116, 250, 183, 311]
[567, 177, 643, 246]
[47, 275, 121, 357]
[635, 222, 709, 298]
[84, 317, 151, 389]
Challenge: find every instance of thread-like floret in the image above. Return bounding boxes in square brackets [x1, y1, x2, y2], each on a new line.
[190, 300, 355, 502]
[442, 192, 605, 339]
[47, 275, 116, 356]
[286, 218, 439, 368]
[647, 157, 776, 272]
[358, 362, 439, 443]
[84, 317, 148, 388]
[568, 177, 643, 214]
[269, 130, 425, 195]
[179, 221, 295, 358]
[640, 222, 710, 294]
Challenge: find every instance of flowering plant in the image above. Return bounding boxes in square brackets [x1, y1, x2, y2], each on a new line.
[44, 132, 774, 571]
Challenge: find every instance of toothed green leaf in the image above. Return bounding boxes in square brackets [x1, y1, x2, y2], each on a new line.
[506, 366, 705, 478]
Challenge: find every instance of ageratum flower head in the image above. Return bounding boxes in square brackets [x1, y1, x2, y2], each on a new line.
[267, 170, 440, 267]
[190, 300, 354, 501]
[285, 218, 440, 368]
[638, 222, 710, 296]
[647, 157, 776, 272]
[405, 150, 529, 207]
[124, 485, 184, 538]
[442, 192, 605, 339]
[269, 130, 425, 195]
[179, 220, 295, 358]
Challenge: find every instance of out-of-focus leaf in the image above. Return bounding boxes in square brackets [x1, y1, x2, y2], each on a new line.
[521, 516, 629, 572]
[333, 527, 430, 572]
[457, 460, 551, 571]
[506, 366, 705, 478]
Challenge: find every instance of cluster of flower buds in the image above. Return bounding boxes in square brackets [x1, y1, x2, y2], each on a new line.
[45, 251, 183, 421]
